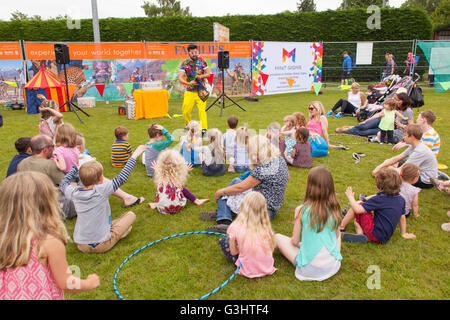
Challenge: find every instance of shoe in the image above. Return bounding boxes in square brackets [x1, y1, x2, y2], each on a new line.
[199, 211, 217, 221]
[343, 233, 368, 243]
[353, 153, 360, 164]
[122, 197, 145, 208]
[333, 113, 343, 119]
[356, 153, 366, 157]
[379, 142, 384, 145]
[336, 145, 349, 150]
[202, 129, 207, 138]
[325, 111, 334, 117]
[120, 226, 132, 239]
[359, 194, 367, 202]
[205, 224, 229, 234]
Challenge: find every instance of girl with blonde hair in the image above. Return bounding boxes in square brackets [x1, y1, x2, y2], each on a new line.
[276, 166, 343, 281]
[198, 128, 226, 176]
[179, 120, 201, 167]
[228, 125, 251, 173]
[218, 191, 277, 278]
[53, 122, 80, 173]
[0, 171, 99, 299]
[148, 149, 208, 214]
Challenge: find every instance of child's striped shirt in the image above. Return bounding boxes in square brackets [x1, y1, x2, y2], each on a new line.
[111, 139, 132, 167]
[422, 127, 440, 158]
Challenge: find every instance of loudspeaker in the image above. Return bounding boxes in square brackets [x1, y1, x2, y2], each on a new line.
[54, 43, 70, 65]
[218, 51, 229, 70]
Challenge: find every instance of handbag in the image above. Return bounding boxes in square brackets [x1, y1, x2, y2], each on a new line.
[196, 78, 210, 102]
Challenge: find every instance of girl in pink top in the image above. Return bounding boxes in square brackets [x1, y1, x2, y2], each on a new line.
[218, 191, 277, 278]
[53, 123, 80, 173]
[0, 171, 99, 300]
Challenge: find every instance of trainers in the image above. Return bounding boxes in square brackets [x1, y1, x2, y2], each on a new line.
[325, 111, 334, 117]
[202, 129, 207, 138]
[333, 113, 343, 119]
[205, 224, 229, 234]
[199, 211, 217, 221]
[343, 233, 368, 243]
[353, 153, 360, 164]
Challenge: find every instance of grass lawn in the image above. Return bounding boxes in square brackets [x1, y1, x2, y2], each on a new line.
[0, 88, 448, 300]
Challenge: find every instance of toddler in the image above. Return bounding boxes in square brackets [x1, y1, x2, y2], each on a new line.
[222, 115, 238, 171]
[228, 125, 250, 173]
[144, 123, 174, 177]
[285, 127, 312, 168]
[148, 149, 209, 214]
[6, 137, 32, 177]
[76, 132, 95, 167]
[280, 115, 297, 158]
[398, 163, 420, 239]
[198, 128, 226, 176]
[53, 123, 80, 174]
[180, 120, 201, 167]
[111, 126, 132, 168]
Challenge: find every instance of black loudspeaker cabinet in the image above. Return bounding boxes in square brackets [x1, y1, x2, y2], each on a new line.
[54, 43, 70, 65]
[218, 50, 229, 70]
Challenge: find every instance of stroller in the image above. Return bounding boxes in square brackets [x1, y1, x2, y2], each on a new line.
[356, 73, 424, 122]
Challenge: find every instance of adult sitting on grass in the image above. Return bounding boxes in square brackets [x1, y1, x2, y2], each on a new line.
[200, 135, 289, 233]
[307, 101, 336, 156]
[325, 82, 366, 118]
[372, 124, 438, 189]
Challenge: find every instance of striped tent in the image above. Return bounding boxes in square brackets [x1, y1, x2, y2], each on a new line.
[23, 64, 75, 114]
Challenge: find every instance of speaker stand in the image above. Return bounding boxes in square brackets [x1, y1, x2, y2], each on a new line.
[59, 63, 90, 124]
[206, 68, 246, 117]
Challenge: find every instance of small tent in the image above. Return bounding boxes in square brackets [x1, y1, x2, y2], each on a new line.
[23, 64, 75, 114]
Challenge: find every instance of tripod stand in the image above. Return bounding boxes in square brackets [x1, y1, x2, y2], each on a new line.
[59, 63, 90, 124]
[206, 68, 246, 117]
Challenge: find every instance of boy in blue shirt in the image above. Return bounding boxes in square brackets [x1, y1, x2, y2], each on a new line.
[6, 137, 32, 177]
[340, 167, 405, 243]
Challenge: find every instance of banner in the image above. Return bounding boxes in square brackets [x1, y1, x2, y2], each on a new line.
[145, 42, 250, 59]
[0, 42, 22, 60]
[213, 23, 230, 42]
[356, 42, 373, 65]
[252, 41, 323, 96]
[25, 42, 146, 60]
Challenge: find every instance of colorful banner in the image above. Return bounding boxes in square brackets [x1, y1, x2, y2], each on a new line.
[145, 42, 251, 59]
[214, 23, 230, 42]
[252, 41, 323, 96]
[25, 42, 146, 60]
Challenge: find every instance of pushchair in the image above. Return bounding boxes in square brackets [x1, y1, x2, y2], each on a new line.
[356, 73, 423, 122]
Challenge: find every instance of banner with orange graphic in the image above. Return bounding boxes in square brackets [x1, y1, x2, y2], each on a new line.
[0, 42, 22, 60]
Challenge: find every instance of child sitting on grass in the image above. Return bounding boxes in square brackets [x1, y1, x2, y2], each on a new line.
[6, 137, 32, 177]
[199, 128, 226, 177]
[60, 145, 146, 253]
[144, 123, 174, 177]
[275, 166, 342, 281]
[292, 112, 307, 130]
[111, 126, 132, 168]
[398, 163, 421, 239]
[222, 115, 238, 172]
[228, 125, 250, 173]
[148, 149, 209, 214]
[280, 115, 297, 159]
[38, 94, 63, 141]
[341, 168, 405, 243]
[0, 171, 99, 299]
[180, 120, 201, 167]
[218, 191, 277, 278]
[285, 127, 312, 168]
[53, 123, 80, 174]
[76, 132, 95, 167]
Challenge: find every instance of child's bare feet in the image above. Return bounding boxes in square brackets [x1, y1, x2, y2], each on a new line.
[148, 202, 157, 210]
[194, 198, 210, 206]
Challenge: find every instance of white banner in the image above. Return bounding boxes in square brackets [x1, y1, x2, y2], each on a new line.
[356, 42, 373, 65]
[252, 41, 322, 96]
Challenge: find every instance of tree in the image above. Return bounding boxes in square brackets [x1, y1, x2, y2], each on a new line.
[10, 10, 42, 21]
[297, 0, 317, 12]
[430, 0, 450, 27]
[141, 0, 191, 17]
[401, 0, 443, 14]
[338, 0, 389, 9]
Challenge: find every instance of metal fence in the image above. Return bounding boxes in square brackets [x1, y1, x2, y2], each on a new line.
[321, 40, 432, 87]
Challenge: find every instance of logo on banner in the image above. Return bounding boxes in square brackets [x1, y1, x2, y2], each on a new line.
[282, 48, 296, 63]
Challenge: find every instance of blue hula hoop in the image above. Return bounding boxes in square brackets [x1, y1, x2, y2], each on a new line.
[113, 231, 242, 300]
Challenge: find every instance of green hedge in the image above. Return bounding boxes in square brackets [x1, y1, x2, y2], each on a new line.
[0, 8, 433, 42]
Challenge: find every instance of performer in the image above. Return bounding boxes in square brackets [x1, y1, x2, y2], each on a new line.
[178, 44, 210, 137]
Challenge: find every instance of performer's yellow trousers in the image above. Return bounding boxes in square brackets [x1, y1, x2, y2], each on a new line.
[182, 91, 208, 130]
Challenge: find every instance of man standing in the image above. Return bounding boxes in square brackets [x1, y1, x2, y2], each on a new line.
[341, 51, 352, 86]
[178, 44, 210, 137]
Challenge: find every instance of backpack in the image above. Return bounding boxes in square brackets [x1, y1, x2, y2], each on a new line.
[349, 53, 356, 68]
[410, 85, 424, 108]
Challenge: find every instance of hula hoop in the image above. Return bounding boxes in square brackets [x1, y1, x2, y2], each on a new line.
[329, 133, 369, 145]
[113, 231, 241, 300]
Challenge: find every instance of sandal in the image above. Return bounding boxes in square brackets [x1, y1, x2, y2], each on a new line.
[122, 197, 145, 208]
[343, 233, 368, 243]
